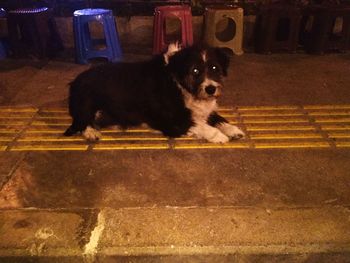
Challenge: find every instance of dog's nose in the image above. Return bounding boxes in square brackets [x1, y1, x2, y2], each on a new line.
[205, 85, 216, 95]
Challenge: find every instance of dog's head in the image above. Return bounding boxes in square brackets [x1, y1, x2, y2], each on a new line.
[167, 45, 230, 100]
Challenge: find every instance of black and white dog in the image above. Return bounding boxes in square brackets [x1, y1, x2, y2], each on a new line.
[64, 43, 244, 143]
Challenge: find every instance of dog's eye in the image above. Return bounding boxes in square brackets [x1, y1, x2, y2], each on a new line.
[210, 65, 218, 71]
[192, 68, 200, 75]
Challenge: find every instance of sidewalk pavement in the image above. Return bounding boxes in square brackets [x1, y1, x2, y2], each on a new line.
[0, 52, 350, 262]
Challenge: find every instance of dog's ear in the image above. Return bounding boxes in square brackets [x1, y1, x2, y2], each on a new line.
[167, 48, 189, 79]
[215, 48, 230, 76]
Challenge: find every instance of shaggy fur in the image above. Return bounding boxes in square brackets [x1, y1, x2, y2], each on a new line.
[64, 44, 244, 143]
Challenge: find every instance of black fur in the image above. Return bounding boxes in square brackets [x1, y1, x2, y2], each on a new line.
[207, 112, 228, 127]
[64, 45, 230, 139]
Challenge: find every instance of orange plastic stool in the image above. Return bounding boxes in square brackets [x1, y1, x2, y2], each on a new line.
[152, 5, 193, 55]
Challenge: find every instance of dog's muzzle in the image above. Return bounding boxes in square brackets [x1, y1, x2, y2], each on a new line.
[197, 78, 222, 99]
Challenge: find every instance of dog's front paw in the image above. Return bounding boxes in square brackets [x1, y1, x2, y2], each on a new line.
[208, 130, 230, 143]
[189, 124, 230, 143]
[83, 126, 102, 141]
[218, 123, 245, 140]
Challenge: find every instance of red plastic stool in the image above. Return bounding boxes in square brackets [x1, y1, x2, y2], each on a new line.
[153, 5, 193, 55]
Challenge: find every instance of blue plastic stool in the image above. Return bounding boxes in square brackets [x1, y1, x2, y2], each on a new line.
[0, 7, 5, 17]
[73, 8, 122, 64]
[0, 41, 6, 59]
[0, 8, 6, 59]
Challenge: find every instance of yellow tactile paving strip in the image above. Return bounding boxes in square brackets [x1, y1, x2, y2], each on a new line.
[0, 105, 350, 151]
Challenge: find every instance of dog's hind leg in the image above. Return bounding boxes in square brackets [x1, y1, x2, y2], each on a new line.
[64, 114, 92, 136]
[207, 112, 245, 140]
[64, 98, 101, 140]
[64, 122, 81, 136]
[64, 118, 89, 136]
[65, 116, 101, 141]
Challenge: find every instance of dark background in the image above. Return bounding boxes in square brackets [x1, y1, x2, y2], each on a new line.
[0, 0, 270, 16]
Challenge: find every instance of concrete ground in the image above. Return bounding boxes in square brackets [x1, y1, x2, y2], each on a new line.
[1, 49, 350, 263]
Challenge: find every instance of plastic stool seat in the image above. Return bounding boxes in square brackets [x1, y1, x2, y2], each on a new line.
[7, 7, 63, 58]
[10, 7, 49, 14]
[73, 8, 122, 64]
[203, 6, 244, 55]
[153, 5, 193, 55]
[74, 8, 110, 16]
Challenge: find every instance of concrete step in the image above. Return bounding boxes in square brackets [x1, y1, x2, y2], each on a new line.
[1, 206, 350, 262]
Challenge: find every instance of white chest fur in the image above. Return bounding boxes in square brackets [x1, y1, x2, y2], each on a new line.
[181, 88, 218, 124]
[177, 82, 232, 143]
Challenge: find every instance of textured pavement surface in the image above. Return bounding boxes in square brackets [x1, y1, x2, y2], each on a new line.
[1, 105, 350, 151]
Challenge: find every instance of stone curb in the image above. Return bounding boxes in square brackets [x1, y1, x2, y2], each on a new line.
[0, 206, 350, 260]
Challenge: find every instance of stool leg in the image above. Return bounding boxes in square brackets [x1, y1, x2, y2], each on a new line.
[335, 14, 350, 52]
[232, 14, 244, 55]
[255, 13, 275, 54]
[152, 12, 160, 54]
[104, 15, 122, 62]
[33, 12, 51, 58]
[0, 41, 6, 59]
[344, 15, 350, 50]
[181, 13, 187, 47]
[7, 15, 23, 57]
[184, 11, 193, 47]
[73, 16, 88, 64]
[237, 12, 245, 55]
[180, 13, 187, 47]
[289, 17, 301, 52]
[203, 10, 215, 47]
[308, 13, 330, 54]
[153, 11, 165, 55]
[160, 13, 168, 53]
[299, 15, 309, 47]
[47, 15, 64, 56]
[83, 21, 93, 51]
[266, 16, 278, 53]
